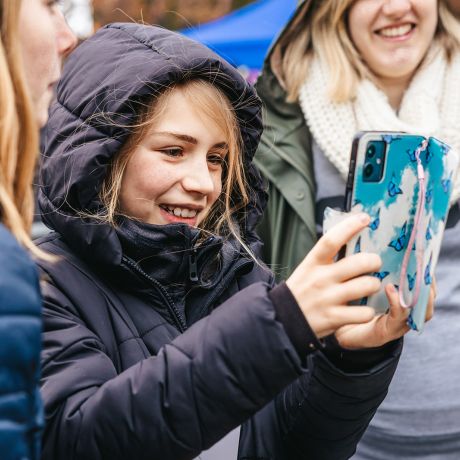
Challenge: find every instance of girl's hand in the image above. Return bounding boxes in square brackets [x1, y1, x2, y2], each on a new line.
[335, 280, 436, 349]
[286, 213, 382, 339]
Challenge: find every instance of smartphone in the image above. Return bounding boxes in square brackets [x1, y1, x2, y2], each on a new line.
[344, 131, 458, 331]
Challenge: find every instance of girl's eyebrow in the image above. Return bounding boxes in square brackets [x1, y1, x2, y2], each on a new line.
[151, 132, 228, 149]
[151, 131, 198, 144]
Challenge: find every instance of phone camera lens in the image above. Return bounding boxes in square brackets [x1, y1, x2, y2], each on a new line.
[364, 163, 374, 177]
[366, 144, 376, 158]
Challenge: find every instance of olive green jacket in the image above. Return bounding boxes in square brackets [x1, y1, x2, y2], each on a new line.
[254, 1, 317, 281]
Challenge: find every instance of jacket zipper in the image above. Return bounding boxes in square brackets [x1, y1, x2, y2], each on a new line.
[121, 256, 187, 332]
[195, 258, 253, 320]
[188, 249, 198, 282]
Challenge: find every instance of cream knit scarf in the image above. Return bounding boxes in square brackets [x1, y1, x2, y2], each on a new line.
[298, 45, 460, 203]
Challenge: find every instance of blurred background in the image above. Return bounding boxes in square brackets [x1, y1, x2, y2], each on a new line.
[61, 0, 297, 82]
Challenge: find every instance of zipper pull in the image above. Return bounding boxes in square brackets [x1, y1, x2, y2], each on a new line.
[189, 250, 198, 282]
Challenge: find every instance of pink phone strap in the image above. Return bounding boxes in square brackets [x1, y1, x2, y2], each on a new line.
[399, 139, 428, 309]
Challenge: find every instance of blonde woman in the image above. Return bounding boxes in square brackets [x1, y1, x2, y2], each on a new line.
[34, 23, 430, 460]
[255, 0, 460, 458]
[0, 1, 75, 458]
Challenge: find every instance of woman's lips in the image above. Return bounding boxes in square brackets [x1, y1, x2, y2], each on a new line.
[375, 23, 415, 42]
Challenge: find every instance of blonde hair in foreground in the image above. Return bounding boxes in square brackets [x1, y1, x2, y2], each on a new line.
[279, 0, 460, 103]
[101, 79, 253, 253]
[0, 0, 45, 258]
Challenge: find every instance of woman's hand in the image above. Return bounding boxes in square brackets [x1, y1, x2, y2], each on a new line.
[335, 280, 436, 349]
[286, 213, 382, 339]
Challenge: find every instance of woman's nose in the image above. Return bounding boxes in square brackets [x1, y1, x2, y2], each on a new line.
[57, 11, 78, 58]
[382, 0, 412, 17]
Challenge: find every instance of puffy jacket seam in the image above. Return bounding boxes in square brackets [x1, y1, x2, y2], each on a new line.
[41, 337, 107, 368]
[138, 321, 170, 340]
[108, 24, 172, 59]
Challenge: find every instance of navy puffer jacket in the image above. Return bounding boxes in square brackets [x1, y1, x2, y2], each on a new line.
[0, 224, 42, 460]
[37, 24, 401, 460]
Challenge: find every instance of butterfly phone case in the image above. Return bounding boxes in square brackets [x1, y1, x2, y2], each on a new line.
[344, 131, 458, 332]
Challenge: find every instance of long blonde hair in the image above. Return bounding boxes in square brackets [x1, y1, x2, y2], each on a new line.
[279, 0, 460, 102]
[100, 79, 252, 250]
[0, 0, 43, 256]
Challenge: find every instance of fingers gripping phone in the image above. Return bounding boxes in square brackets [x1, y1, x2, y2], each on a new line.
[344, 131, 458, 331]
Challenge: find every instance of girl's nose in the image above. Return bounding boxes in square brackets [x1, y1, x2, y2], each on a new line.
[382, 0, 412, 17]
[182, 159, 216, 196]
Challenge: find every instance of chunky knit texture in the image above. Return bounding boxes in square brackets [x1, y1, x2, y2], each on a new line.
[299, 44, 460, 203]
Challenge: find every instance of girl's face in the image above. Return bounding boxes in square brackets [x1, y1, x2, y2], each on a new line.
[348, 0, 438, 85]
[119, 88, 227, 227]
[19, 0, 77, 127]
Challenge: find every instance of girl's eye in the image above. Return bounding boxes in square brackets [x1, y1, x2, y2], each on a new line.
[160, 148, 183, 158]
[208, 154, 226, 166]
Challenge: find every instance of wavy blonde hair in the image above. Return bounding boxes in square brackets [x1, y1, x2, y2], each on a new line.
[279, 0, 460, 103]
[0, 0, 44, 257]
[100, 79, 253, 250]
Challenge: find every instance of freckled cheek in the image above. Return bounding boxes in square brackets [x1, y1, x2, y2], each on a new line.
[135, 163, 178, 200]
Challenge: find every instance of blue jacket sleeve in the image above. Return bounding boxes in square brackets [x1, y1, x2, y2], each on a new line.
[0, 225, 43, 460]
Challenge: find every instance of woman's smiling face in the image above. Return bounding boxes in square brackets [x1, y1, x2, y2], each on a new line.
[119, 87, 227, 227]
[348, 0, 438, 85]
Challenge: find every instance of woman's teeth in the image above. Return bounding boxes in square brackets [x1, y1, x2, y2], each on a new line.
[379, 24, 413, 38]
[163, 206, 198, 218]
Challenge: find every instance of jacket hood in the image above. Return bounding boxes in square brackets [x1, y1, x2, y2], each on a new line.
[39, 23, 265, 267]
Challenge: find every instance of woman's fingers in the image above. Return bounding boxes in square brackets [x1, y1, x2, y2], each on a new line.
[309, 213, 370, 264]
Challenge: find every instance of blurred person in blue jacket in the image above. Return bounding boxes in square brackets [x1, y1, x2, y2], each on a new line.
[0, 1, 76, 458]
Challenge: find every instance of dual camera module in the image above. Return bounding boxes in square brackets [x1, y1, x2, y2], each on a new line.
[363, 141, 386, 182]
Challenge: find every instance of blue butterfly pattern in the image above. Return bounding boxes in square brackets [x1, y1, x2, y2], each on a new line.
[373, 271, 390, 281]
[426, 219, 432, 241]
[388, 173, 403, 197]
[407, 314, 417, 331]
[441, 172, 453, 194]
[407, 272, 416, 291]
[425, 187, 433, 204]
[424, 254, 433, 285]
[440, 143, 451, 156]
[425, 146, 434, 164]
[389, 222, 408, 252]
[406, 148, 417, 162]
[354, 236, 361, 254]
[369, 209, 380, 231]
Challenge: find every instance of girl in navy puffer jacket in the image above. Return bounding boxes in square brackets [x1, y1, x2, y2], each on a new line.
[37, 23, 432, 460]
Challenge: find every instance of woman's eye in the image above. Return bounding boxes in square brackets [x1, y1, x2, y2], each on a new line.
[160, 148, 183, 157]
[46, 0, 62, 9]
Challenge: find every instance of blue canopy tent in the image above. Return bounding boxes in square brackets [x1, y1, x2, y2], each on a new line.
[181, 0, 297, 70]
